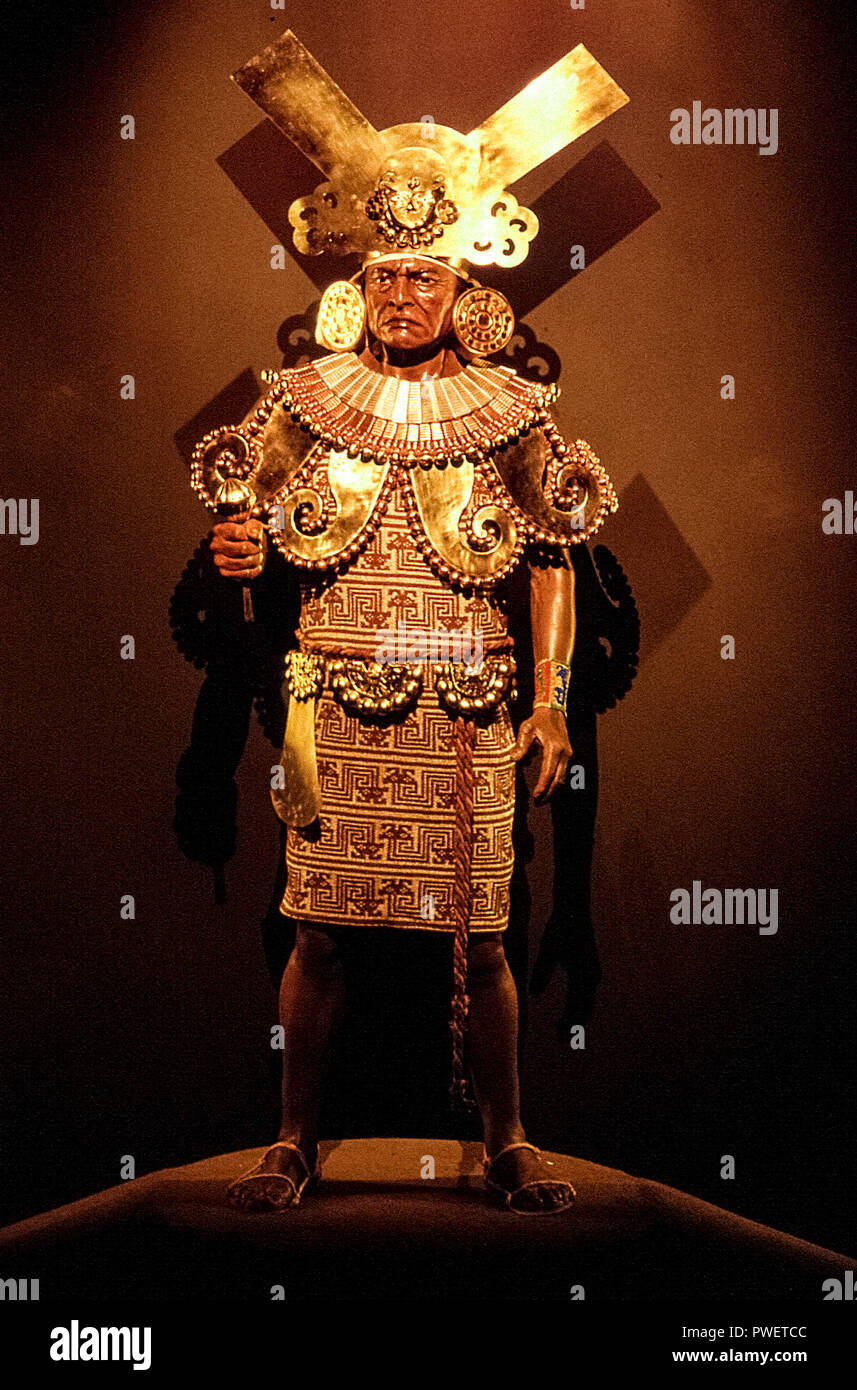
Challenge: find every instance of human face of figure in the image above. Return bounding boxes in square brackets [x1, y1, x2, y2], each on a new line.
[364, 258, 460, 352]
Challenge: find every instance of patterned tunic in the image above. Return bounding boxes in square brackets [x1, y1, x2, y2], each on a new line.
[190, 352, 616, 938]
[280, 483, 516, 932]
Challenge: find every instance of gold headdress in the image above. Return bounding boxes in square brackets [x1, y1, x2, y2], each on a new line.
[231, 31, 628, 272]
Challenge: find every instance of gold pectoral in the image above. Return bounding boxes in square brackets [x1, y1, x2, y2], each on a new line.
[408, 462, 519, 582]
[271, 450, 390, 564]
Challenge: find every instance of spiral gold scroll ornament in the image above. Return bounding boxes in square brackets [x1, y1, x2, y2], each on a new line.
[547, 437, 618, 538]
[190, 426, 261, 514]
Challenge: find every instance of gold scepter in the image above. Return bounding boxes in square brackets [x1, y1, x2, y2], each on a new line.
[211, 473, 258, 623]
[191, 425, 272, 625]
[189, 393, 321, 625]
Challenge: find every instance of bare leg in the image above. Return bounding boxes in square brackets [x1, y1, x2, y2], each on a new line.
[229, 924, 345, 1210]
[467, 933, 574, 1212]
[466, 934, 525, 1155]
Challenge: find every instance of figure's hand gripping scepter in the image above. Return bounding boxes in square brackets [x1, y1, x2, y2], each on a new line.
[211, 475, 260, 623]
[190, 379, 328, 624]
[190, 423, 276, 625]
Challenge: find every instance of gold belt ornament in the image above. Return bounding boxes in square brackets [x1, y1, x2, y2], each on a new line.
[328, 652, 515, 716]
[328, 657, 423, 717]
[435, 656, 515, 714]
[272, 650, 516, 828]
[285, 649, 325, 699]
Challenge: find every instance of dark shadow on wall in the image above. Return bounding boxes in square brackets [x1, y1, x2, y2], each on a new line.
[599, 475, 711, 661]
[504, 543, 641, 1047]
[174, 369, 263, 467]
[169, 541, 300, 900]
[480, 142, 660, 322]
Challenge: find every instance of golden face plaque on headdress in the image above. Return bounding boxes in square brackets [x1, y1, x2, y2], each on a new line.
[364, 148, 460, 251]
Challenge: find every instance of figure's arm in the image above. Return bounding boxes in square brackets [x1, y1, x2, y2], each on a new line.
[511, 553, 575, 802]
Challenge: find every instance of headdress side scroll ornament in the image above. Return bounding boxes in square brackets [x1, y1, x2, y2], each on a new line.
[231, 31, 629, 270]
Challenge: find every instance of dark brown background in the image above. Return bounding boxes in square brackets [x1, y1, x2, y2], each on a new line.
[2, 0, 855, 1258]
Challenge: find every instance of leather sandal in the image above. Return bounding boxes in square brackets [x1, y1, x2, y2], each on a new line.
[483, 1141, 576, 1215]
[227, 1140, 321, 1210]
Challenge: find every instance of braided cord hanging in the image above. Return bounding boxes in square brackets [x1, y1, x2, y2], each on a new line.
[449, 714, 478, 1110]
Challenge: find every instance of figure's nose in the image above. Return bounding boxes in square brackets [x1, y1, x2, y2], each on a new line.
[389, 274, 413, 305]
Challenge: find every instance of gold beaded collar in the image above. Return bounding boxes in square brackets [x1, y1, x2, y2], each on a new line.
[270, 352, 559, 465]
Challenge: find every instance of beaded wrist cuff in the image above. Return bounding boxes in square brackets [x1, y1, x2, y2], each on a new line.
[534, 658, 570, 714]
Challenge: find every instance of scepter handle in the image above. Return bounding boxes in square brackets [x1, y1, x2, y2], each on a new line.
[214, 492, 257, 624]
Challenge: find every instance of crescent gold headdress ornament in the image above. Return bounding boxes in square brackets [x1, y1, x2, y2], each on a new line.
[230, 31, 629, 273]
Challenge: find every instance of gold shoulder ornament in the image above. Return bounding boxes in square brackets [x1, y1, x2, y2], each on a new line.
[190, 354, 617, 590]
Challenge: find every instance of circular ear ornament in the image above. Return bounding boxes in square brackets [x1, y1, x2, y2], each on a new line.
[315, 280, 366, 351]
[452, 286, 515, 356]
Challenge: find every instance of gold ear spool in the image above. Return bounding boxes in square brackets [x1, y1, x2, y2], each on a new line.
[315, 280, 367, 351]
[452, 286, 515, 356]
